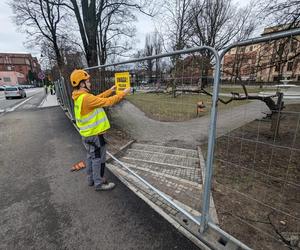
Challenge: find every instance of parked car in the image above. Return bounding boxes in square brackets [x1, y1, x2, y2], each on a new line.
[5, 86, 26, 99]
[0, 86, 5, 91]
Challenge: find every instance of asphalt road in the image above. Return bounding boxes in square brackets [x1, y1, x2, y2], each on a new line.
[0, 88, 45, 112]
[0, 107, 199, 250]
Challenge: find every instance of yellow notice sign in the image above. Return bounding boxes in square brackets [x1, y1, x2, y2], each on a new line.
[115, 72, 130, 94]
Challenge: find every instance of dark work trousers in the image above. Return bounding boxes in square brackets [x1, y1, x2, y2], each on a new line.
[82, 134, 106, 186]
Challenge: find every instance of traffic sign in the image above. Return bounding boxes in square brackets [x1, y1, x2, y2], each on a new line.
[38, 71, 45, 80]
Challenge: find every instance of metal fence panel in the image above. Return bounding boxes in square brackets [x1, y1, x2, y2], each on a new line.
[55, 28, 300, 249]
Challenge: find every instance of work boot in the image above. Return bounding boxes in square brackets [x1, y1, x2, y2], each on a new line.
[95, 182, 116, 191]
[101, 177, 108, 184]
[88, 180, 94, 186]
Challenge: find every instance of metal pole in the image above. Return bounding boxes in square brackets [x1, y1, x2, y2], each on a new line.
[61, 77, 74, 120]
[84, 46, 220, 71]
[199, 50, 221, 233]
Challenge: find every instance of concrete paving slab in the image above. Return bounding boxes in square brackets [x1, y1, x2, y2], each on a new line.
[109, 142, 219, 226]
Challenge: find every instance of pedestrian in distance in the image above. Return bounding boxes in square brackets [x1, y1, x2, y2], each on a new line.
[44, 84, 48, 95]
[70, 69, 130, 191]
[50, 84, 54, 95]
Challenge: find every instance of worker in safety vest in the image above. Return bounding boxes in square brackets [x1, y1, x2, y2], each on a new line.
[70, 69, 130, 191]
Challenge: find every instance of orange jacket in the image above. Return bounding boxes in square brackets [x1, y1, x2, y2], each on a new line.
[72, 88, 125, 116]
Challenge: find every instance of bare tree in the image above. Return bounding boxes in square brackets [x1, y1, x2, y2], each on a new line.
[189, 0, 258, 49]
[188, 0, 258, 87]
[132, 31, 163, 86]
[153, 32, 163, 81]
[261, 0, 300, 28]
[144, 34, 155, 83]
[145, 32, 163, 83]
[65, 0, 151, 67]
[160, 0, 193, 52]
[10, 0, 66, 70]
[156, 0, 194, 96]
[97, 1, 137, 65]
[66, 0, 98, 67]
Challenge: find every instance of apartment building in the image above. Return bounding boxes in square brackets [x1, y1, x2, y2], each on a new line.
[223, 25, 300, 83]
[0, 53, 41, 85]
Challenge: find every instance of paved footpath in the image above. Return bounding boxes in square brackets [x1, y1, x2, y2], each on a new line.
[0, 107, 199, 250]
[39, 93, 59, 107]
[111, 100, 269, 147]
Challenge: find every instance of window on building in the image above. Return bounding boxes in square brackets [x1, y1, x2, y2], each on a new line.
[275, 63, 280, 72]
[240, 47, 246, 53]
[249, 46, 253, 51]
[287, 61, 293, 71]
[278, 44, 284, 55]
[3, 77, 11, 82]
[242, 58, 248, 63]
[291, 41, 298, 52]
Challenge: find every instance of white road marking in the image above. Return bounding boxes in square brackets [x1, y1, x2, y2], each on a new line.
[6, 97, 34, 112]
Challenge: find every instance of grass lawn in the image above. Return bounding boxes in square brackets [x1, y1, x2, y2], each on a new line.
[126, 92, 249, 121]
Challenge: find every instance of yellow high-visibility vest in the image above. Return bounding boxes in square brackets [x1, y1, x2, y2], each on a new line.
[74, 94, 110, 137]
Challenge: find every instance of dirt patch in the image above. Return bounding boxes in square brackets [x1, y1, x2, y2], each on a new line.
[105, 122, 132, 154]
[107, 102, 300, 249]
[207, 104, 300, 249]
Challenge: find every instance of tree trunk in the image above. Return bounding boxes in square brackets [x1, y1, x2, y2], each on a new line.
[271, 112, 281, 139]
[71, 0, 98, 68]
[270, 92, 284, 139]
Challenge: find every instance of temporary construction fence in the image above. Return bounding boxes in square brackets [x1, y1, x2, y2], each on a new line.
[55, 28, 300, 249]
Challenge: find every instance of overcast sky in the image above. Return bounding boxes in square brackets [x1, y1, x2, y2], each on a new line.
[0, 1, 155, 58]
[0, 1, 40, 56]
[0, 0, 250, 59]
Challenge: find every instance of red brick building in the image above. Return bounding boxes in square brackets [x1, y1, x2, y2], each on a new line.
[0, 53, 41, 84]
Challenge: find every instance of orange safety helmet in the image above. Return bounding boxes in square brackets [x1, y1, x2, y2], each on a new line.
[70, 69, 90, 87]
